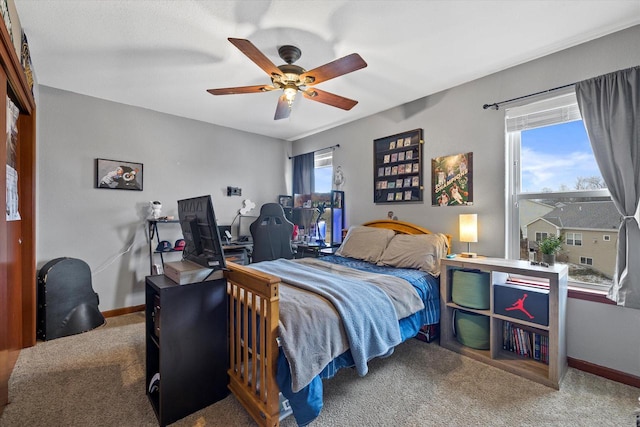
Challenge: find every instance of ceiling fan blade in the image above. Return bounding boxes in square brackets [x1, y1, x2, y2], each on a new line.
[300, 53, 367, 85]
[207, 85, 276, 95]
[228, 38, 283, 78]
[274, 95, 291, 120]
[303, 88, 358, 110]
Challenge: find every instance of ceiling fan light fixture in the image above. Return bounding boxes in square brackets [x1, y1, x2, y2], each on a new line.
[284, 72, 300, 82]
[283, 85, 297, 105]
[208, 38, 368, 119]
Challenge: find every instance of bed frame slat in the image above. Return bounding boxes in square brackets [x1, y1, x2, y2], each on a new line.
[225, 262, 281, 427]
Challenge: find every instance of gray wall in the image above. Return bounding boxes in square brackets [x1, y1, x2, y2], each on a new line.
[36, 86, 290, 310]
[292, 25, 640, 376]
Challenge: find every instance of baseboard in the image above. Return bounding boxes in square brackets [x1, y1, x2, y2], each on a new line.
[102, 304, 145, 318]
[568, 356, 640, 388]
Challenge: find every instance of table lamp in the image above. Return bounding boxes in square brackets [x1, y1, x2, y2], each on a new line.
[459, 213, 478, 258]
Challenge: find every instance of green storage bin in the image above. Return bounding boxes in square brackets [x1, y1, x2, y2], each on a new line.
[453, 309, 490, 350]
[451, 270, 490, 309]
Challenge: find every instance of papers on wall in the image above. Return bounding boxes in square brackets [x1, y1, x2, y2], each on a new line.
[6, 164, 19, 220]
[6, 96, 20, 221]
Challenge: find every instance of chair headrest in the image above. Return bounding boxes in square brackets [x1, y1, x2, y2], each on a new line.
[259, 203, 285, 216]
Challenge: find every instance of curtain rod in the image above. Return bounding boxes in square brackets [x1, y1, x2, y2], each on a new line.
[482, 82, 576, 110]
[288, 143, 340, 159]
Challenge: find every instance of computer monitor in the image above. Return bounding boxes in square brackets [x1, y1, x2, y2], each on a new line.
[237, 215, 257, 241]
[177, 195, 226, 271]
[218, 225, 233, 243]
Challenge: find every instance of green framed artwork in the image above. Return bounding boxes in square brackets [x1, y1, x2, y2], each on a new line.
[431, 152, 473, 206]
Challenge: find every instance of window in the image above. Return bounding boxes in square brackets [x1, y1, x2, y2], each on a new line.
[603, 234, 611, 241]
[535, 232, 548, 242]
[566, 232, 582, 246]
[292, 149, 334, 195]
[314, 148, 333, 193]
[580, 257, 593, 266]
[506, 91, 618, 292]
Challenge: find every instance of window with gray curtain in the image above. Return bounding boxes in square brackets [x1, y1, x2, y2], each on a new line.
[575, 66, 640, 308]
[293, 151, 314, 195]
[505, 91, 616, 292]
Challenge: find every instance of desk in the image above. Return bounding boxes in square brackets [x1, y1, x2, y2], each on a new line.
[294, 243, 339, 258]
[222, 242, 252, 265]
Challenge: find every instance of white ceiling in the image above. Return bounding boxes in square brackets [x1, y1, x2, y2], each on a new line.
[13, 1, 640, 141]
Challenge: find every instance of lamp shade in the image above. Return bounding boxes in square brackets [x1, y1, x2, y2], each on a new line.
[459, 214, 478, 243]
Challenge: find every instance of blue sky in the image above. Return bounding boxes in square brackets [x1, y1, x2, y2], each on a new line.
[520, 120, 603, 192]
[315, 166, 333, 193]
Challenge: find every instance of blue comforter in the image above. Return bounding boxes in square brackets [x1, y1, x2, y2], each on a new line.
[262, 255, 440, 426]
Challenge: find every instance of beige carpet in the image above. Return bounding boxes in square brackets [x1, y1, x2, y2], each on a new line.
[1, 312, 638, 426]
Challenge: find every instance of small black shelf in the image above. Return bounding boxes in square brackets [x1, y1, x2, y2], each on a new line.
[147, 219, 184, 275]
[145, 275, 229, 426]
[153, 249, 183, 254]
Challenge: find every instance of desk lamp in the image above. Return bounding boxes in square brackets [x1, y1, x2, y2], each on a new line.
[459, 213, 478, 258]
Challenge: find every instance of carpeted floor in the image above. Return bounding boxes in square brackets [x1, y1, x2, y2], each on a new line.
[1, 312, 638, 426]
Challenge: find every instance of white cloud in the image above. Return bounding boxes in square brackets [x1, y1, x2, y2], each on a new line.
[521, 147, 601, 192]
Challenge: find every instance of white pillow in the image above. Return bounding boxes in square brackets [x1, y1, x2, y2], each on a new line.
[335, 226, 396, 263]
[377, 233, 450, 276]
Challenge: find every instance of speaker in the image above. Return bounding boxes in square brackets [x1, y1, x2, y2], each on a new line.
[37, 257, 105, 341]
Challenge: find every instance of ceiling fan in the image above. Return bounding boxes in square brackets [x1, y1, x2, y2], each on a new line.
[207, 38, 368, 120]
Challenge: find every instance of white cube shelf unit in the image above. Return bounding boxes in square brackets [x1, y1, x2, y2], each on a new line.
[440, 257, 568, 389]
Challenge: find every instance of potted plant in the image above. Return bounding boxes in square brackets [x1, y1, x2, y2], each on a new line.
[538, 234, 563, 265]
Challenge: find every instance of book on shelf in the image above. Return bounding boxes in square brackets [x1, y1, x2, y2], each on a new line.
[502, 321, 548, 364]
[505, 274, 550, 290]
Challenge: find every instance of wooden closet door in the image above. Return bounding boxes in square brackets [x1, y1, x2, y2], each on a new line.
[0, 18, 37, 412]
[0, 67, 9, 409]
[0, 88, 36, 413]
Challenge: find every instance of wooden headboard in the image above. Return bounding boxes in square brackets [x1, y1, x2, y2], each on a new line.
[361, 219, 452, 254]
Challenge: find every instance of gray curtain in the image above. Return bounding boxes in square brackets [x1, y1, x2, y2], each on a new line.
[293, 151, 314, 195]
[575, 66, 640, 308]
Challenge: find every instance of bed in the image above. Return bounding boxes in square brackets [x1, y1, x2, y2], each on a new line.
[223, 219, 451, 426]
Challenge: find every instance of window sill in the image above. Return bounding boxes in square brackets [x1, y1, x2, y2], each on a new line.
[568, 286, 615, 305]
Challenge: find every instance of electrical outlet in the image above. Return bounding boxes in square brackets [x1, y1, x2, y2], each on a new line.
[227, 186, 242, 196]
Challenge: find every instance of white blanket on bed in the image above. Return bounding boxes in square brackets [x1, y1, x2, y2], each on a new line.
[250, 258, 423, 393]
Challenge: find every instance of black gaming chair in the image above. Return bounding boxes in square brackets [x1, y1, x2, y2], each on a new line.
[250, 203, 295, 263]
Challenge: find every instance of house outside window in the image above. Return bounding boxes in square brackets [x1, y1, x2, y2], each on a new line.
[535, 232, 548, 242]
[506, 91, 620, 292]
[603, 234, 611, 241]
[566, 232, 582, 246]
[580, 257, 594, 266]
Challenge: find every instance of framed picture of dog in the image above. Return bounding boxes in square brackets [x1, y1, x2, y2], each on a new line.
[96, 158, 143, 191]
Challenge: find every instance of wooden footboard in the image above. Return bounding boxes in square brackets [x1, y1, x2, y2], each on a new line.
[224, 261, 282, 427]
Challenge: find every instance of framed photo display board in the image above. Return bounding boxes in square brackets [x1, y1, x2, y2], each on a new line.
[373, 129, 423, 203]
